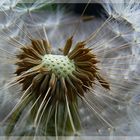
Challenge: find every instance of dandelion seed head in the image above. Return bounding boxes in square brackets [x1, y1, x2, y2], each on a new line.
[15, 36, 110, 103]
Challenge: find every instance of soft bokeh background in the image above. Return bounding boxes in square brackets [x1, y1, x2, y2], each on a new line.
[0, 1, 140, 137]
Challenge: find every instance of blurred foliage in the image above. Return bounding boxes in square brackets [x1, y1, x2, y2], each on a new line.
[15, 2, 105, 17]
[15, 2, 59, 12]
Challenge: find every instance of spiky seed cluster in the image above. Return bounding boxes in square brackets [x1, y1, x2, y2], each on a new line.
[15, 37, 110, 102]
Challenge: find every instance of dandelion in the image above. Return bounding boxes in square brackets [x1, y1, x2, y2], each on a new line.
[0, 0, 140, 138]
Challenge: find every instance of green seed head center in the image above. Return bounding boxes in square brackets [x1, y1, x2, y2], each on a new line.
[42, 54, 75, 77]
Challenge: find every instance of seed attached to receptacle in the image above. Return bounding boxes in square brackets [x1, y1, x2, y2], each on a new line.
[15, 37, 110, 102]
